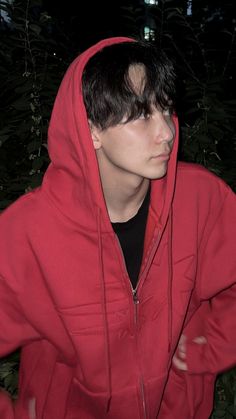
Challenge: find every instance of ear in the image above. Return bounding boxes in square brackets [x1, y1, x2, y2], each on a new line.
[88, 120, 102, 150]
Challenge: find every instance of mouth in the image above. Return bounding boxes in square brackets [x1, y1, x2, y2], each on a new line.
[152, 153, 170, 161]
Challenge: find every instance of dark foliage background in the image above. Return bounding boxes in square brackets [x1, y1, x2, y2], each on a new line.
[0, 0, 235, 417]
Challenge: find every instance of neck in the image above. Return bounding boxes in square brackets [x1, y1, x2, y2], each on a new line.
[98, 167, 150, 224]
[95, 145, 151, 222]
[105, 179, 150, 223]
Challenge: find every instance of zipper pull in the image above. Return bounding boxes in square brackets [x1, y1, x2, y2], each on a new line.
[133, 289, 139, 304]
[133, 289, 139, 326]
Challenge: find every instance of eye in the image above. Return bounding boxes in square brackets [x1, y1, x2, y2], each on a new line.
[138, 112, 151, 120]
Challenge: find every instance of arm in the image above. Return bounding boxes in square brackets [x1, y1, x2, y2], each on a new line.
[175, 186, 236, 374]
[182, 287, 236, 375]
[0, 392, 14, 419]
[0, 276, 39, 418]
[160, 179, 236, 418]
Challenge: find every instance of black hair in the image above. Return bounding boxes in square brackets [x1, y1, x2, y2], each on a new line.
[82, 40, 176, 130]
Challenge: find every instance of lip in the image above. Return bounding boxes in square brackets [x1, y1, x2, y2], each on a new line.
[152, 153, 170, 161]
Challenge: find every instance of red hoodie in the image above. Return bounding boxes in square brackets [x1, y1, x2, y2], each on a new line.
[0, 37, 235, 419]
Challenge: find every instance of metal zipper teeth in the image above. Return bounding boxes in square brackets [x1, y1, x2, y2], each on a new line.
[114, 235, 147, 418]
[133, 293, 147, 419]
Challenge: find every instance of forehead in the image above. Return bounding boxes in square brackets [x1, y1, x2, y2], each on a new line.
[128, 64, 146, 95]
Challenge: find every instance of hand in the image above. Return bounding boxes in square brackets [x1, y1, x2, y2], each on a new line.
[172, 334, 207, 371]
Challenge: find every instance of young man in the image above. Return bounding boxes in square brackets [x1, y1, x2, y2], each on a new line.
[0, 37, 235, 419]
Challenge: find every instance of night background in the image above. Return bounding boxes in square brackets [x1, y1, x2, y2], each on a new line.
[0, 0, 236, 417]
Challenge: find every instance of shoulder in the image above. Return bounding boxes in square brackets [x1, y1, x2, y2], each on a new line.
[176, 161, 232, 199]
[0, 187, 44, 236]
[177, 161, 223, 183]
[174, 162, 236, 226]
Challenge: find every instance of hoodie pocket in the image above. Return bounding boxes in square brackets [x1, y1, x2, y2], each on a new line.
[42, 361, 74, 419]
[19, 341, 73, 419]
[56, 299, 130, 392]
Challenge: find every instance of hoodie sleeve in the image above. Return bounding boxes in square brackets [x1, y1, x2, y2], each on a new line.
[0, 276, 39, 357]
[0, 276, 40, 418]
[0, 392, 14, 419]
[185, 185, 236, 374]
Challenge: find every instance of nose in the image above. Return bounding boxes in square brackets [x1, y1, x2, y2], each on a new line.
[154, 113, 175, 144]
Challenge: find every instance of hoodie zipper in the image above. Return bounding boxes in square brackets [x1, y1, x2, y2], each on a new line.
[115, 226, 164, 419]
[115, 236, 147, 418]
[115, 230, 164, 419]
[132, 287, 139, 324]
[132, 287, 147, 419]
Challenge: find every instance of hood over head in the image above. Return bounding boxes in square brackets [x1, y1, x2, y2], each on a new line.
[42, 36, 179, 233]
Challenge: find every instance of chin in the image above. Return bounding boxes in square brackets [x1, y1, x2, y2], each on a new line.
[147, 168, 168, 180]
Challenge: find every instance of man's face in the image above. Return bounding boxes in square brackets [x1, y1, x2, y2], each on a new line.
[90, 65, 175, 184]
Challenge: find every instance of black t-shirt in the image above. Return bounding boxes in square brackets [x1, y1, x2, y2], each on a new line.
[111, 188, 150, 289]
